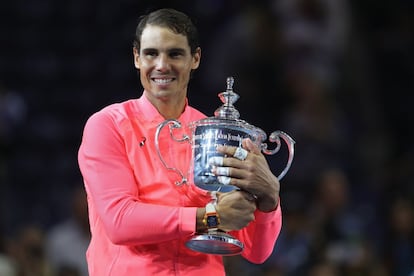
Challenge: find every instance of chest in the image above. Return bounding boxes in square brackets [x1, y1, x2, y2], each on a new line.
[121, 119, 209, 206]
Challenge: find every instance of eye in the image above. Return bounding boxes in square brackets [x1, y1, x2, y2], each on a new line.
[143, 49, 158, 57]
[169, 50, 184, 58]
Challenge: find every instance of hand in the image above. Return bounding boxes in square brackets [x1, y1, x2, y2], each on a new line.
[215, 190, 257, 232]
[212, 138, 280, 212]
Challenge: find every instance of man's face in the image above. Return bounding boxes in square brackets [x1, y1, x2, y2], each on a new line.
[133, 25, 200, 102]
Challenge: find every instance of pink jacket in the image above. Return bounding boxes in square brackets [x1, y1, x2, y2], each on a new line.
[78, 92, 282, 275]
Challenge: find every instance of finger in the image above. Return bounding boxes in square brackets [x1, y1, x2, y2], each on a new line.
[240, 190, 258, 202]
[209, 156, 224, 166]
[217, 176, 231, 185]
[228, 176, 249, 191]
[210, 155, 246, 172]
[233, 147, 248, 161]
[216, 174, 256, 188]
[213, 166, 247, 181]
[215, 166, 230, 176]
[242, 138, 261, 155]
[216, 145, 249, 161]
[208, 156, 224, 166]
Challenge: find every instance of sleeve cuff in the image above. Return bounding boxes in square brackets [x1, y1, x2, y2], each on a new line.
[254, 199, 282, 224]
[180, 207, 198, 235]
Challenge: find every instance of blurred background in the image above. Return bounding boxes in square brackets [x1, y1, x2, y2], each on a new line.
[1, 0, 413, 275]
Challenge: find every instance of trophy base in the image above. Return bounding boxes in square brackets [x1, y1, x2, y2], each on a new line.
[186, 231, 244, 256]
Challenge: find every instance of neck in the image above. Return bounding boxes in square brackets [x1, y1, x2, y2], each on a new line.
[158, 102, 185, 119]
[144, 91, 186, 119]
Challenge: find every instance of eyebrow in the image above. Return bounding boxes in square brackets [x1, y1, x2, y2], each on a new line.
[168, 48, 186, 53]
[141, 48, 157, 53]
[141, 47, 187, 54]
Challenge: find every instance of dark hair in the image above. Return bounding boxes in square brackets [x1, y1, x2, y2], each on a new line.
[133, 8, 199, 54]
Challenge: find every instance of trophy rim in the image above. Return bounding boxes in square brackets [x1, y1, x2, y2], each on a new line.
[189, 117, 267, 142]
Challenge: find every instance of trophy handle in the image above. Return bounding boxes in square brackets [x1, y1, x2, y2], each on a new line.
[155, 119, 190, 185]
[261, 131, 295, 180]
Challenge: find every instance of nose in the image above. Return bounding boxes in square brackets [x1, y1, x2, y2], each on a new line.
[155, 54, 170, 71]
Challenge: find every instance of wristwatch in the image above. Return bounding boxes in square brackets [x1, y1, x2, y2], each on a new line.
[203, 203, 220, 231]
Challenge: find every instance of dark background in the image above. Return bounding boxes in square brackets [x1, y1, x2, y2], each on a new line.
[1, 0, 413, 275]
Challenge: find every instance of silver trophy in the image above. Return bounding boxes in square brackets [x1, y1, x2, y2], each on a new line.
[155, 77, 295, 255]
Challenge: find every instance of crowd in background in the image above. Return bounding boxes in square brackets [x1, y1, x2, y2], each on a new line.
[1, 0, 413, 275]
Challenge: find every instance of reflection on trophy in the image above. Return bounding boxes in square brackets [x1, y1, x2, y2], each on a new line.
[155, 77, 295, 255]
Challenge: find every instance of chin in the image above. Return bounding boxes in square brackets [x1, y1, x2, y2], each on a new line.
[153, 90, 175, 100]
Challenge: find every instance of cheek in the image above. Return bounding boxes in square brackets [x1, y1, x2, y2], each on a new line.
[138, 62, 151, 76]
[179, 63, 194, 77]
[138, 69, 150, 84]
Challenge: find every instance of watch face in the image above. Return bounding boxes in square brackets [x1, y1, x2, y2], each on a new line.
[207, 215, 219, 227]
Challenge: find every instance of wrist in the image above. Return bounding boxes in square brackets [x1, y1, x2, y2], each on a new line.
[202, 203, 220, 231]
[196, 208, 207, 233]
[258, 195, 279, 213]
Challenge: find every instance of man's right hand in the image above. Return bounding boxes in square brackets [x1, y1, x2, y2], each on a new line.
[215, 190, 257, 232]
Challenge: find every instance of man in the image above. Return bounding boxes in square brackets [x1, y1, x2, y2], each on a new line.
[78, 8, 282, 275]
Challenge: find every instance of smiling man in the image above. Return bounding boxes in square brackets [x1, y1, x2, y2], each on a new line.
[78, 8, 283, 276]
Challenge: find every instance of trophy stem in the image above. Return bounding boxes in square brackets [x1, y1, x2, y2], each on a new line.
[185, 192, 244, 255]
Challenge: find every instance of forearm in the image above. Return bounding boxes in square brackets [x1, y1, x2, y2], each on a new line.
[232, 204, 282, 264]
[86, 184, 198, 245]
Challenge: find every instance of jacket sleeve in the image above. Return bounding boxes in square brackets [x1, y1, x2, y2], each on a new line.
[231, 203, 282, 264]
[78, 111, 197, 246]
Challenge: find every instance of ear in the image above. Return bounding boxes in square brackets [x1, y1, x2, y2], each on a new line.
[133, 47, 140, 69]
[191, 47, 201, 70]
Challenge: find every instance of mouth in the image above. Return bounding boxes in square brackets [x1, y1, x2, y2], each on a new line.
[151, 77, 175, 84]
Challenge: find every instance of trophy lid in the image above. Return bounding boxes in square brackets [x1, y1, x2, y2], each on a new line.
[214, 77, 240, 120]
[191, 77, 267, 143]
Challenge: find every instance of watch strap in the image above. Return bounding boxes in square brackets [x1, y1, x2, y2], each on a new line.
[205, 203, 216, 213]
[203, 203, 220, 231]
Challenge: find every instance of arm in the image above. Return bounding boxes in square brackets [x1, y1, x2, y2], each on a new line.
[212, 191, 282, 264]
[210, 138, 284, 262]
[78, 111, 197, 245]
[232, 204, 282, 264]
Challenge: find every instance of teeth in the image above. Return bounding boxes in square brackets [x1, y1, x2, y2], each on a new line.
[153, 78, 173, 84]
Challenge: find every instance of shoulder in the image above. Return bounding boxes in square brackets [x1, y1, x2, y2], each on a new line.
[80, 100, 141, 143]
[85, 99, 137, 127]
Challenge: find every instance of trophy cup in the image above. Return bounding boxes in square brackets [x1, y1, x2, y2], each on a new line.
[155, 77, 295, 255]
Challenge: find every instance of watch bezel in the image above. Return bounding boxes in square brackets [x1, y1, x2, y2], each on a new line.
[204, 212, 220, 228]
